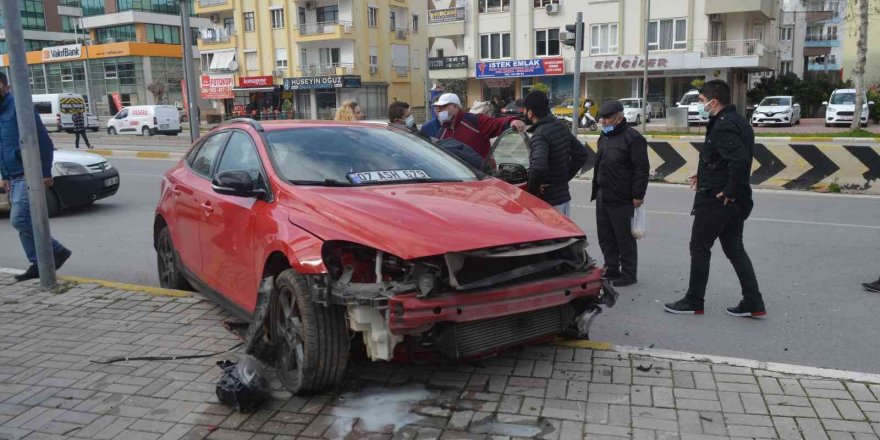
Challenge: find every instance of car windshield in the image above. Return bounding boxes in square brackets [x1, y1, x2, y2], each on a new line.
[559, 99, 574, 108]
[620, 100, 641, 109]
[830, 93, 856, 105]
[760, 97, 791, 106]
[680, 94, 701, 105]
[265, 126, 480, 186]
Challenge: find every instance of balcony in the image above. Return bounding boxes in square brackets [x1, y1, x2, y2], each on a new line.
[198, 29, 237, 50]
[705, 0, 775, 20]
[296, 63, 356, 76]
[808, 62, 840, 71]
[701, 39, 777, 71]
[196, 0, 233, 13]
[295, 21, 355, 42]
[804, 34, 840, 47]
[806, 10, 835, 22]
[391, 28, 409, 41]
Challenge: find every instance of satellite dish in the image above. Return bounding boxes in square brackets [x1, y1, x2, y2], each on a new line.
[228, 60, 239, 71]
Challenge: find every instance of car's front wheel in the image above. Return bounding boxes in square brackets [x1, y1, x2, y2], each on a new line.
[108, 127, 117, 135]
[156, 226, 191, 290]
[271, 269, 349, 395]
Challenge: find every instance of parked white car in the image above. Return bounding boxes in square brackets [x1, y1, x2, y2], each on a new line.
[824, 89, 873, 127]
[677, 89, 708, 125]
[106, 105, 182, 136]
[751, 96, 801, 127]
[619, 98, 652, 125]
[32, 93, 99, 132]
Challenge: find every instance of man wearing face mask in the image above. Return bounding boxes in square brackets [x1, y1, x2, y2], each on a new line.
[0, 73, 73, 282]
[419, 93, 526, 158]
[664, 79, 765, 318]
[590, 100, 650, 287]
[388, 101, 418, 133]
[390, 101, 483, 168]
[521, 91, 588, 216]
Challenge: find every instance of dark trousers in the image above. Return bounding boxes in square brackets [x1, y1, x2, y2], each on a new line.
[685, 192, 763, 307]
[75, 130, 91, 149]
[596, 192, 637, 278]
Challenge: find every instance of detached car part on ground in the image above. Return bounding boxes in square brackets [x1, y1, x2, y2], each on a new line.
[154, 121, 616, 395]
[0, 150, 119, 217]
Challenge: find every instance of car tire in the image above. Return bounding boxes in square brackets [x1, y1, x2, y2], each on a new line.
[108, 127, 117, 135]
[271, 269, 349, 395]
[589, 122, 598, 131]
[635, 115, 641, 126]
[142, 126, 152, 137]
[156, 226, 192, 291]
[45, 189, 60, 218]
[91, 127, 99, 132]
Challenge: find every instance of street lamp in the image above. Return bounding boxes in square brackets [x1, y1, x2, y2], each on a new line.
[76, 17, 97, 116]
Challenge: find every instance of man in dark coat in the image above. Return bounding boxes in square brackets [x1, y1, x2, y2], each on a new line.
[72, 111, 93, 149]
[590, 100, 650, 287]
[521, 91, 589, 216]
[664, 79, 766, 317]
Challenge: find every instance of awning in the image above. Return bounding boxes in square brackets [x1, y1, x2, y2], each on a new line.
[209, 51, 236, 70]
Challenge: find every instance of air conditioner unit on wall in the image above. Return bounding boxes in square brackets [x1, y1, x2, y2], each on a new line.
[546, 3, 560, 15]
[272, 69, 284, 76]
[305, 1, 316, 9]
[370, 65, 379, 74]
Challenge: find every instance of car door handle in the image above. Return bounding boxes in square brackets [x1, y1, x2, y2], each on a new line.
[201, 202, 214, 214]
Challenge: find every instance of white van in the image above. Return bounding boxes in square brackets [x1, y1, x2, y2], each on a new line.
[106, 105, 182, 136]
[824, 89, 874, 127]
[677, 89, 708, 125]
[32, 93, 99, 132]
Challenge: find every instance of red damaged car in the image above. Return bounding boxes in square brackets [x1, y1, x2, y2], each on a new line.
[154, 119, 616, 394]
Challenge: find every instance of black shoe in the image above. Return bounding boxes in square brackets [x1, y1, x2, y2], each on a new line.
[613, 276, 637, 287]
[603, 268, 621, 280]
[54, 248, 72, 271]
[663, 298, 704, 315]
[14, 264, 39, 282]
[725, 301, 767, 318]
[863, 279, 880, 293]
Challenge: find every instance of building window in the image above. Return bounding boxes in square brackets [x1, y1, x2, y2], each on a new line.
[59, 0, 79, 5]
[243, 12, 255, 32]
[275, 48, 288, 68]
[147, 24, 182, 45]
[115, 0, 184, 14]
[480, 32, 511, 60]
[533, 0, 559, 6]
[535, 29, 560, 56]
[478, 0, 510, 13]
[827, 25, 838, 40]
[245, 51, 258, 71]
[271, 8, 285, 29]
[21, 0, 46, 31]
[223, 17, 235, 35]
[317, 5, 338, 23]
[300, 48, 308, 66]
[412, 49, 421, 69]
[298, 7, 306, 25]
[81, 0, 105, 16]
[104, 64, 118, 79]
[368, 7, 378, 27]
[95, 25, 137, 44]
[590, 23, 618, 55]
[648, 18, 687, 51]
[412, 14, 419, 33]
[829, 1, 840, 16]
[369, 47, 379, 69]
[780, 61, 793, 75]
[319, 48, 340, 67]
[781, 26, 793, 41]
[390, 11, 397, 30]
[61, 15, 79, 33]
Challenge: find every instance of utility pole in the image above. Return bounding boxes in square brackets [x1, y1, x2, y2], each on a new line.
[564, 13, 584, 137]
[77, 18, 97, 115]
[642, 0, 650, 133]
[0, 0, 57, 289]
[424, 50, 431, 124]
[179, 0, 200, 142]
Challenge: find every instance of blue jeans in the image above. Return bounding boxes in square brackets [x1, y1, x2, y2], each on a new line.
[9, 176, 64, 264]
[553, 201, 571, 217]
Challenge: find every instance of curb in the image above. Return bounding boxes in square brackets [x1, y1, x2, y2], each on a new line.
[0, 268, 191, 298]
[85, 149, 184, 160]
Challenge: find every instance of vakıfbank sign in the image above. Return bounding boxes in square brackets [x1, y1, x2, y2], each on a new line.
[428, 0, 466, 24]
[41, 44, 82, 62]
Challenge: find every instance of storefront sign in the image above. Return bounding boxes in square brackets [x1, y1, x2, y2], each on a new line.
[283, 75, 362, 90]
[41, 44, 82, 62]
[476, 57, 564, 78]
[428, 55, 468, 70]
[239, 76, 274, 88]
[200, 74, 235, 100]
[586, 53, 702, 73]
[428, 7, 466, 23]
[111, 92, 123, 113]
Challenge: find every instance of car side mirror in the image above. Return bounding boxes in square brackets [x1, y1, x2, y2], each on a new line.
[822, 101, 828, 106]
[212, 170, 267, 199]
[870, 101, 876, 106]
[495, 163, 528, 185]
[675, 102, 680, 106]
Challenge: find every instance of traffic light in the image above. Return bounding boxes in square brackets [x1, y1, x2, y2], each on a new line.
[563, 22, 585, 49]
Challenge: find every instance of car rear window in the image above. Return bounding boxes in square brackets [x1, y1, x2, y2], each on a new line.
[264, 127, 480, 186]
[34, 102, 52, 114]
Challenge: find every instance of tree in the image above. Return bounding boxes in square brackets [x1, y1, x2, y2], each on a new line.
[147, 80, 166, 104]
[851, 0, 869, 130]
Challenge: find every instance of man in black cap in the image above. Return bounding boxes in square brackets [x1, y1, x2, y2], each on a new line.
[590, 100, 650, 287]
[664, 79, 765, 317]
[521, 90, 588, 216]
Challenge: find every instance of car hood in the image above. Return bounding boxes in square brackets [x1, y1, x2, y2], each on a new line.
[284, 179, 584, 260]
[53, 150, 106, 166]
[756, 105, 791, 113]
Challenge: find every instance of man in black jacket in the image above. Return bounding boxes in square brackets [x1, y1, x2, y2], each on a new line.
[522, 91, 589, 216]
[664, 80, 766, 318]
[590, 100, 650, 287]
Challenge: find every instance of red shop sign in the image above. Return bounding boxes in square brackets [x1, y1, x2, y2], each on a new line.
[238, 76, 274, 88]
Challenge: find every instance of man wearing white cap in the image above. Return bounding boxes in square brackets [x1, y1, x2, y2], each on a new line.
[419, 93, 526, 159]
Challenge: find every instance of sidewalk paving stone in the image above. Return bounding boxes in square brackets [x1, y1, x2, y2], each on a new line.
[3, 273, 880, 440]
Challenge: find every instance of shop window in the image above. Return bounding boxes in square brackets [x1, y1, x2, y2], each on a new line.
[535, 29, 560, 57]
[480, 33, 511, 60]
[590, 23, 618, 55]
[271, 8, 285, 29]
[648, 18, 687, 51]
[368, 7, 378, 27]
[244, 12, 255, 32]
[478, 0, 510, 13]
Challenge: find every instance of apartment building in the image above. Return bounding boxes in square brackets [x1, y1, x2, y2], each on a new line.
[429, 0, 779, 115]
[195, 0, 427, 121]
[778, 0, 844, 80]
[0, 0, 81, 54]
[0, 0, 209, 117]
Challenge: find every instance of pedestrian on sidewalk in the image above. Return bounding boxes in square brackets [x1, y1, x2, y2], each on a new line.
[0, 72, 73, 282]
[419, 93, 526, 158]
[864, 275, 880, 293]
[521, 90, 589, 217]
[334, 100, 366, 121]
[72, 111, 93, 149]
[590, 100, 650, 287]
[664, 79, 765, 317]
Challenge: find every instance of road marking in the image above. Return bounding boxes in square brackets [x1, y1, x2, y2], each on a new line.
[554, 337, 613, 350]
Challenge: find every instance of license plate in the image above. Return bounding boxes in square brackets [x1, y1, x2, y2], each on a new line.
[104, 176, 119, 187]
[160, 124, 169, 129]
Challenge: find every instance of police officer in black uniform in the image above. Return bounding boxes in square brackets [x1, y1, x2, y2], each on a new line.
[664, 80, 766, 318]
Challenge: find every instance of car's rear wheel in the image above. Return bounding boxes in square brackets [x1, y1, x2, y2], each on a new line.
[45, 189, 60, 218]
[156, 226, 191, 290]
[271, 269, 349, 395]
[142, 126, 152, 137]
[588, 122, 598, 131]
[108, 127, 117, 135]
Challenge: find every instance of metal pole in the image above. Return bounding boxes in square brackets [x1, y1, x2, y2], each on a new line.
[424, 50, 431, 124]
[179, 0, 200, 142]
[78, 18, 97, 115]
[0, 0, 57, 289]
[642, 0, 650, 133]
[571, 12, 583, 137]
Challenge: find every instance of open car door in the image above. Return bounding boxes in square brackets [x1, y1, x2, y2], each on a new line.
[481, 129, 531, 188]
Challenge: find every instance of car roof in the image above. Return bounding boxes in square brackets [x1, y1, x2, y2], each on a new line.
[213, 119, 391, 133]
[833, 89, 856, 93]
[762, 96, 793, 99]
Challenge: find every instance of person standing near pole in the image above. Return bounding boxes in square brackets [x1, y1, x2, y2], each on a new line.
[0, 73, 73, 282]
[72, 111, 93, 149]
[664, 80, 766, 317]
[590, 100, 650, 287]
